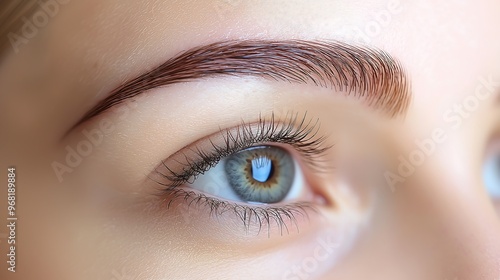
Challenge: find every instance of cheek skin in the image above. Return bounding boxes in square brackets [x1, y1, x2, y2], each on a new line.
[76, 195, 363, 280]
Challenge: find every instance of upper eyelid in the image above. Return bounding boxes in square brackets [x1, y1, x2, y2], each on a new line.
[149, 112, 332, 191]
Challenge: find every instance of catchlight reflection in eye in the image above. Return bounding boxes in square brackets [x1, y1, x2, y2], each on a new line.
[188, 146, 304, 204]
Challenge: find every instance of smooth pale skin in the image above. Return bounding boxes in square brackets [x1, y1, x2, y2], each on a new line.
[1, 0, 500, 279]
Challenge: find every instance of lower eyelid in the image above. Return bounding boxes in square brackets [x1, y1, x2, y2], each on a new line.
[156, 156, 331, 237]
[160, 188, 320, 236]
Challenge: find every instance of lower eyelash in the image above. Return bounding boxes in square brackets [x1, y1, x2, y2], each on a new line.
[163, 189, 318, 237]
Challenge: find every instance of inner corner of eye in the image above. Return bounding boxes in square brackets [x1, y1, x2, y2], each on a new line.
[180, 145, 316, 205]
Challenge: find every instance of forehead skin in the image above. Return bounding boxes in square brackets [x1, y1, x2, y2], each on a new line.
[1, 1, 500, 280]
[2, 0, 499, 136]
[1, 0, 499, 140]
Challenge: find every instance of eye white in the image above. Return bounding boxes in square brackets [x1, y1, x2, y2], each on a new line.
[186, 154, 305, 204]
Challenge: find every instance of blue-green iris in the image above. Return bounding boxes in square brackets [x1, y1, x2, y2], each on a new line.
[224, 146, 295, 203]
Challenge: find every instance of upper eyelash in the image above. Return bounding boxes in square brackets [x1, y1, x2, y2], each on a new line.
[154, 111, 332, 189]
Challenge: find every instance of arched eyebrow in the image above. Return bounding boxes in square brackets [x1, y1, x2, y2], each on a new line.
[76, 40, 411, 127]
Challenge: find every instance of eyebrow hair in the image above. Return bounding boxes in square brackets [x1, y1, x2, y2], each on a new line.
[76, 40, 411, 126]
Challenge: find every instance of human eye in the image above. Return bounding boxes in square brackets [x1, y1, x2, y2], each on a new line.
[150, 112, 333, 235]
[483, 141, 500, 198]
[483, 135, 500, 214]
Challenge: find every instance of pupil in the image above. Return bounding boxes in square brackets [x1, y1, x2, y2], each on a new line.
[251, 157, 274, 183]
